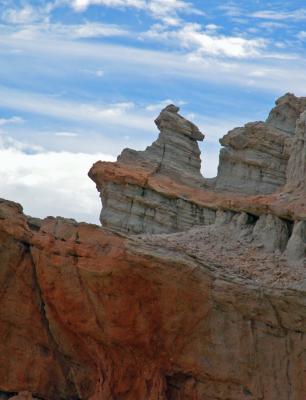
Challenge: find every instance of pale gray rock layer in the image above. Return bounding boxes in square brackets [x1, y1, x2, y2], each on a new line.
[266, 92, 306, 134]
[216, 93, 306, 195]
[100, 182, 216, 234]
[286, 110, 306, 190]
[93, 95, 306, 263]
[285, 221, 306, 261]
[118, 104, 206, 187]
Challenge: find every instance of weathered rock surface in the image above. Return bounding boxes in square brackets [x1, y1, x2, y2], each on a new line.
[286, 111, 306, 191]
[266, 92, 306, 134]
[89, 105, 213, 234]
[90, 94, 306, 237]
[0, 199, 305, 400]
[215, 122, 290, 195]
[118, 104, 205, 186]
[1, 93, 306, 400]
[216, 93, 306, 195]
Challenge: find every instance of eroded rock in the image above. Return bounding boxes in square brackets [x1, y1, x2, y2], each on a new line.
[253, 214, 290, 252]
[0, 199, 305, 400]
[215, 93, 306, 195]
[285, 220, 306, 261]
[266, 92, 306, 134]
[286, 110, 306, 191]
[118, 104, 205, 186]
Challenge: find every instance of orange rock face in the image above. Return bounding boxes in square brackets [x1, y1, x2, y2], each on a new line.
[0, 199, 305, 400]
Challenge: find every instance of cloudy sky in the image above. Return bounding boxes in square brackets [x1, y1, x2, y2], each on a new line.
[1, 0, 306, 223]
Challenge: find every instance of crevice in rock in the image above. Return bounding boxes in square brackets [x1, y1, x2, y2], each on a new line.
[28, 244, 80, 400]
[164, 372, 194, 400]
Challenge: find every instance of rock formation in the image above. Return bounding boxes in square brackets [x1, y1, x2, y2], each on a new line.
[89, 105, 215, 234]
[215, 93, 306, 195]
[1, 93, 306, 400]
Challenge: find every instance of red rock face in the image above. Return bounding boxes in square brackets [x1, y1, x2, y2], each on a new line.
[0, 199, 305, 400]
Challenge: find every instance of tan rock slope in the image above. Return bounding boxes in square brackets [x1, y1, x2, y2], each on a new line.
[0, 93, 306, 400]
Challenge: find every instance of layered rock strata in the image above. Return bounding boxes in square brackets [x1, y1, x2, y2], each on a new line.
[0, 199, 305, 400]
[89, 94, 306, 237]
[89, 105, 214, 234]
[1, 93, 306, 400]
[286, 110, 306, 191]
[215, 93, 306, 195]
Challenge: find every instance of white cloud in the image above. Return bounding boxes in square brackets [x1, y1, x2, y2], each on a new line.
[0, 139, 115, 223]
[54, 131, 79, 137]
[70, 0, 145, 12]
[68, 0, 203, 24]
[7, 21, 130, 40]
[145, 99, 186, 111]
[205, 24, 219, 31]
[259, 21, 287, 29]
[143, 23, 267, 58]
[0, 88, 153, 131]
[0, 116, 24, 126]
[251, 9, 306, 21]
[82, 68, 105, 77]
[297, 31, 306, 41]
[58, 21, 130, 38]
[1, 34, 305, 94]
[2, 5, 38, 24]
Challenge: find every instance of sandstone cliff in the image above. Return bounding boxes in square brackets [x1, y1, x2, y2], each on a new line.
[1, 94, 306, 400]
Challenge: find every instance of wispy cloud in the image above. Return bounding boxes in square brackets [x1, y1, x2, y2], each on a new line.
[4, 21, 130, 40]
[142, 22, 267, 58]
[0, 86, 153, 131]
[0, 116, 24, 126]
[251, 9, 306, 21]
[70, 0, 145, 12]
[68, 0, 203, 24]
[54, 131, 79, 137]
[0, 33, 305, 94]
[297, 31, 306, 41]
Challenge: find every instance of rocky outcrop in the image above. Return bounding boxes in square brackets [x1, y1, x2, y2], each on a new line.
[89, 105, 215, 234]
[1, 93, 306, 400]
[215, 93, 306, 195]
[90, 94, 306, 237]
[118, 104, 205, 187]
[0, 199, 306, 400]
[266, 92, 306, 134]
[215, 122, 290, 195]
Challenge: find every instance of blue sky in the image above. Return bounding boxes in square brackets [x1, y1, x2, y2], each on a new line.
[1, 0, 306, 223]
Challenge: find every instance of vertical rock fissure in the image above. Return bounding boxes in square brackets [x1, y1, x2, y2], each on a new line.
[28, 245, 79, 399]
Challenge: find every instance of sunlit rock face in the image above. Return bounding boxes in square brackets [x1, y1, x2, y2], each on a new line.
[1, 94, 306, 400]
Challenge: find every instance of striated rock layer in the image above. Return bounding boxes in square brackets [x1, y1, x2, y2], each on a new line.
[0, 199, 305, 400]
[89, 93, 306, 237]
[1, 93, 306, 400]
[215, 93, 306, 195]
[89, 105, 214, 234]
